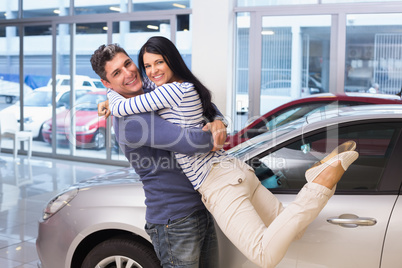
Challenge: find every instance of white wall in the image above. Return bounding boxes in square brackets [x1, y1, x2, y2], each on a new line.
[192, 0, 234, 118]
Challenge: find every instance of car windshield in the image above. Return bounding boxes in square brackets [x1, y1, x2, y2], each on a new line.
[231, 104, 359, 158]
[93, 81, 106, 89]
[230, 118, 307, 158]
[241, 102, 342, 142]
[75, 94, 107, 111]
[24, 91, 52, 107]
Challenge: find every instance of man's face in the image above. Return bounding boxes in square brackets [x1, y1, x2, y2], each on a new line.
[101, 52, 143, 98]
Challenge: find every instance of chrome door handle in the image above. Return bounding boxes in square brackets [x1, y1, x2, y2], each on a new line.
[327, 214, 377, 228]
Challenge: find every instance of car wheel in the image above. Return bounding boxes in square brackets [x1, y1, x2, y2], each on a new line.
[36, 125, 44, 141]
[93, 128, 106, 150]
[81, 236, 161, 268]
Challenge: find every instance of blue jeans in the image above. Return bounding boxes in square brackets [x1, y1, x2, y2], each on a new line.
[145, 209, 219, 268]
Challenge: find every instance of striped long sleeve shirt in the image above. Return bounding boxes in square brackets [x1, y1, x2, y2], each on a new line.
[107, 81, 232, 190]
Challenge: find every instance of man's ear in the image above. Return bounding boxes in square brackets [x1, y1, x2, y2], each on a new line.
[101, 79, 111, 89]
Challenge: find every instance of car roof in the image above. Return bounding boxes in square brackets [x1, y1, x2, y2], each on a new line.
[231, 104, 402, 160]
[33, 85, 94, 93]
[345, 92, 402, 101]
[257, 92, 402, 119]
[293, 92, 401, 103]
[87, 90, 107, 95]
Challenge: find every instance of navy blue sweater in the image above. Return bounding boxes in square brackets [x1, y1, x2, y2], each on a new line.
[114, 112, 213, 224]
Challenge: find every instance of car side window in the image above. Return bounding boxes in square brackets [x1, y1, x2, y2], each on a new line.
[57, 92, 70, 108]
[241, 103, 324, 140]
[57, 90, 89, 108]
[60, 79, 70, 86]
[254, 122, 401, 192]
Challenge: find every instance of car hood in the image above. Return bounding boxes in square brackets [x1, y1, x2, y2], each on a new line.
[66, 168, 146, 209]
[51, 109, 101, 127]
[0, 103, 62, 121]
[71, 168, 141, 189]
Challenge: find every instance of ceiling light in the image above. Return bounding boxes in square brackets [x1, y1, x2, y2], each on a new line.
[261, 30, 275, 35]
[103, 27, 108, 31]
[147, 25, 159, 30]
[53, 9, 61, 14]
[173, 3, 186, 8]
[109, 6, 121, 12]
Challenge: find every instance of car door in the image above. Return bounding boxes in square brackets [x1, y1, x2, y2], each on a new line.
[381, 181, 402, 267]
[251, 121, 402, 268]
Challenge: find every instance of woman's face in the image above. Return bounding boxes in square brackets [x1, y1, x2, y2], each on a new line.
[143, 52, 179, 86]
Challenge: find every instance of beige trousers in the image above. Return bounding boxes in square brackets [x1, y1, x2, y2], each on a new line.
[198, 158, 334, 268]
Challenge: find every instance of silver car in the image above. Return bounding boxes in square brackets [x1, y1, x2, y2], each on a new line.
[36, 104, 402, 268]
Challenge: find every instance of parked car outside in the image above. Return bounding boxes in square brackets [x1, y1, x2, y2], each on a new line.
[0, 86, 92, 140]
[91, 79, 107, 90]
[47, 74, 105, 89]
[42, 91, 109, 150]
[36, 104, 402, 268]
[225, 92, 402, 150]
[236, 76, 323, 114]
[0, 78, 33, 104]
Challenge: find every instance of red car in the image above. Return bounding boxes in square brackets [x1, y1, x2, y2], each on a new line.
[224, 92, 402, 150]
[42, 91, 109, 150]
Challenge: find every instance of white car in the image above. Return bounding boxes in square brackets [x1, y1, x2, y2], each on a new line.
[0, 79, 33, 103]
[47, 75, 105, 90]
[0, 86, 92, 140]
[36, 104, 402, 268]
[236, 77, 323, 115]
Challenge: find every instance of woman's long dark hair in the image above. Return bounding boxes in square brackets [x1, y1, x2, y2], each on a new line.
[138, 36, 217, 122]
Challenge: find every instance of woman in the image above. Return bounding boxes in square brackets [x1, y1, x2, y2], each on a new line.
[103, 36, 358, 267]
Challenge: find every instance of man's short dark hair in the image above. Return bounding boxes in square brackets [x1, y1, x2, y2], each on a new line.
[90, 44, 129, 82]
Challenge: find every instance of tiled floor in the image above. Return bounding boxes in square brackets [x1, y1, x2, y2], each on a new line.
[0, 153, 120, 268]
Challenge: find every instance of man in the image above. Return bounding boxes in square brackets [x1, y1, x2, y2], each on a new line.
[368, 83, 380, 94]
[90, 44, 227, 267]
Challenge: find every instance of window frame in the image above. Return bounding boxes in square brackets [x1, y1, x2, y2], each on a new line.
[233, 2, 402, 122]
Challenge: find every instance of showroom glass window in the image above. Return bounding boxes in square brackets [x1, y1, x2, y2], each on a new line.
[0, 25, 20, 152]
[23, 0, 70, 18]
[234, 13, 331, 131]
[1, 2, 17, 20]
[237, 0, 401, 6]
[51, 23, 109, 158]
[74, 0, 128, 15]
[109, 13, 191, 161]
[233, 1, 402, 134]
[0, 0, 192, 163]
[110, 19, 173, 161]
[259, 15, 330, 116]
[345, 14, 402, 95]
[23, 25, 52, 154]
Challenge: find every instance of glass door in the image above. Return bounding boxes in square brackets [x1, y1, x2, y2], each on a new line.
[234, 13, 331, 132]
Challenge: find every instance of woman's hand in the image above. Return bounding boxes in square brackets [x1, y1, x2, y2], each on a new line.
[202, 120, 227, 151]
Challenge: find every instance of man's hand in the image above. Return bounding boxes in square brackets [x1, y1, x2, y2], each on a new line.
[98, 99, 111, 119]
[202, 120, 227, 151]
